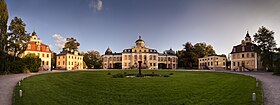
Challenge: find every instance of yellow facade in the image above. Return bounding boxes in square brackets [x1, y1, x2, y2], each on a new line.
[102, 36, 177, 69]
[21, 32, 52, 70]
[198, 55, 227, 70]
[230, 32, 259, 71]
[56, 50, 83, 70]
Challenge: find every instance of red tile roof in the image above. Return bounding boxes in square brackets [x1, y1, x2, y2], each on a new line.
[25, 42, 51, 52]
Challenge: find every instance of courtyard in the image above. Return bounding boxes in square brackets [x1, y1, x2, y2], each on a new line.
[12, 70, 262, 105]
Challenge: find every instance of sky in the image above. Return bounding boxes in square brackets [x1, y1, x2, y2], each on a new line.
[5, 0, 280, 55]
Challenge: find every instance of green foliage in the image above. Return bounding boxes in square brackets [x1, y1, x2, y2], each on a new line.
[107, 72, 111, 75]
[83, 50, 102, 69]
[64, 37, 80, 51]
[22, 53, 41, 72]
[8, 60, 26, 73]
[163, 74, 170, 77]
[112, 73, 124, 78]
[8, 17, 29, 59]
[13, 71, 263, 105]
[0, 0, 9, 53]
[169, 73, 173, 75]
[253, 26, 277, 70]
[177, 42, 216, 69]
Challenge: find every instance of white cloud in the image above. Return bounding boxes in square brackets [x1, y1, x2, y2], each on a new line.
[52, 34, 66, 51]
[89, 0, 103, 11]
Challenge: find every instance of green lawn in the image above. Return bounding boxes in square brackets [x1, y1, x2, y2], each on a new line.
[13, 70, 263, 105]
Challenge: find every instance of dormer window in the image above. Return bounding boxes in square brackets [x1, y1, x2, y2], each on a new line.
[251, 45, 254, 50]
[46, 47, 49, 51]
[233, 48, 236, 52]
[27, 44, 31, 49]
[242, 46, 245, 51]
[37, 46, 40, 50]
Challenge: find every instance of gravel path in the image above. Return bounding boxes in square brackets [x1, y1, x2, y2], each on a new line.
[0, 70, 279, 105]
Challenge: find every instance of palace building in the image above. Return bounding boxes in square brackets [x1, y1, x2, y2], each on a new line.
[198, 55, 227, 70]
[230, 32, 260, 71]
[21, 32, 52, 70]
[102, 36, 178, 69]
[56, 48, 84, 70]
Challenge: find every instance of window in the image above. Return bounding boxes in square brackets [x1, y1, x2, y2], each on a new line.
[42, 54, 45, 57]
[242, 46, 245, 51]
[242, 54, 244, 58]
[37, 46, 40, 50]
[28, 44, 31, 49]
[223, 62, 225, 66]
[149, 55, 152, 60]
[211, 62, 213, 66]
[144, 55, 147, 60]
[125, 55, 127, 60]
[38, 53, 40, 57]
[139, 55, 142, 60]
[154, 63, 156, 66]
[237, 62, 240, 66]
[139, 50, 141, 52]
[134, 55, 137, 60]
[47, 54, 49, 58]
[46, 47, 49, 51]
[252, 53, 255, 58]
[233, 48, 236, 52]
[216, 62, 218, 66]
[58, 61, 60, 65]
[46, 61, 48, 65]
[72, 62, 73, 65]
[251, 45, 254, 50]
[150, 63, 152, 66]
[233, 62, 235, 66]
[63, 61, 64, 65]
[154, 56, 156, 60]
[42, 61, 44, 65]
[246, 53, 249, 58]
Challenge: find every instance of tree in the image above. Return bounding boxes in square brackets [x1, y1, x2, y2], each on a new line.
[177, 42, 216, 69]
[193, 43, 216, 58]
[83, 50, 102, 69]
[0, 0, 8, 53]
[22, 53, 41, 72]
[64, 37, 80, 51]
[253, 26, 277, 70]
[8, 17, 29, 60]
[0, 0, 8, 72]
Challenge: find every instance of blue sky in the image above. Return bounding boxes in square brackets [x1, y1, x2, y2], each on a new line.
[6, 0, 280, 55]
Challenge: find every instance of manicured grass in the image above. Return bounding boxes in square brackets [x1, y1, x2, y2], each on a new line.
[13, 70, 263, 105]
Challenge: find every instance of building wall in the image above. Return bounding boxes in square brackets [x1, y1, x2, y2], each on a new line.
[198, 56, 226, 70]
[56, 54, 83, 70]
[22, 51, 52, 70]
[231, 52, 257, 71]
[103, 53, 177, 69]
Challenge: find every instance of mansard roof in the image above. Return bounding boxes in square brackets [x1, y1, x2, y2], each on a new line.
[231, 42, 257, 54]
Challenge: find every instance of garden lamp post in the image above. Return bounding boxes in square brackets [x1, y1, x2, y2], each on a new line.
[138, 61, 142, 75]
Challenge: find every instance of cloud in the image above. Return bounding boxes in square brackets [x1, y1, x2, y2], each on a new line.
[89, 0, 103, 11]
[52, 34, 66, 51]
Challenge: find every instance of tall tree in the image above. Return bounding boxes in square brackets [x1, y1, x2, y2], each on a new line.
[64, 37, 80, 51]
[83, 50, 102, 69]
[193, 42, 216, 58]
[253, 26, 277, 70]
[177, 42, 216, 69]
[0, 0, 8, 53]
[8, 17, 29, 60]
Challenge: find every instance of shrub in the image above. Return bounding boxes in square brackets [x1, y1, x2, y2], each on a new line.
[169, 73, 173, 75]
[112, 73, 124, 78]
[9, 60, 26, 74]
[107, 72, 111, 75]
[124, 72, 127, 74]
[163, 75, 170, 77]
[152, 72, 154, 74]
[22, 53, 41, 72]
